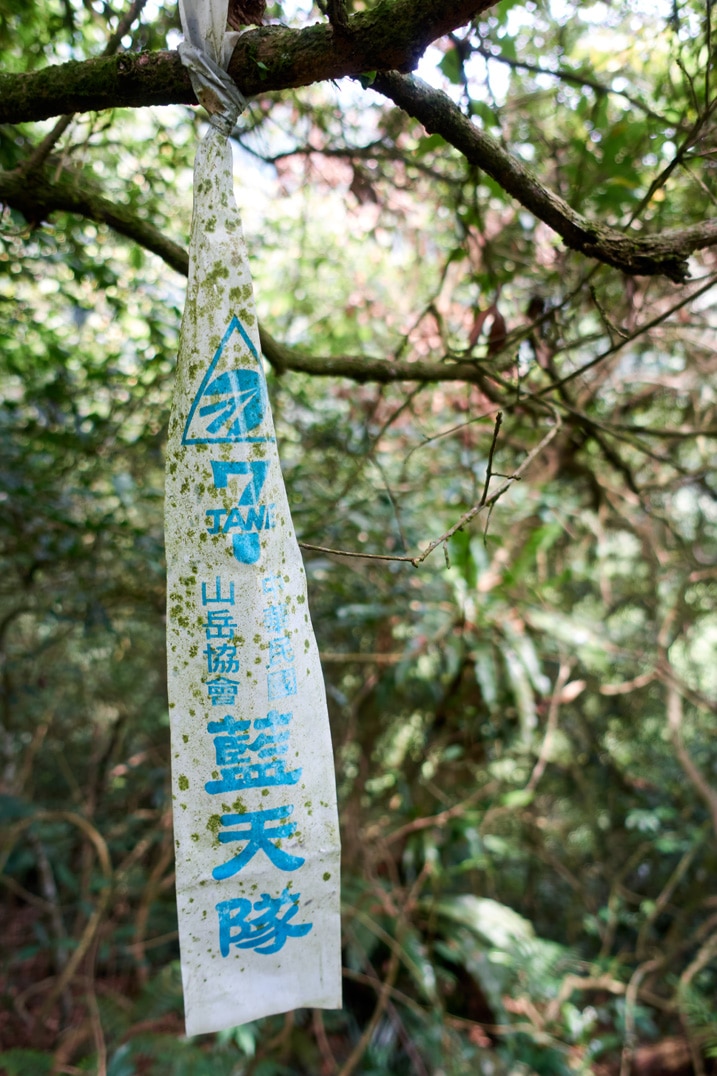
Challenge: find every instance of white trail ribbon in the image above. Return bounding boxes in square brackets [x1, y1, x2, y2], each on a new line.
[165, 2, 342, 1036]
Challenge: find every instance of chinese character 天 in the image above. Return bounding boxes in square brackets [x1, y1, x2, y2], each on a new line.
[212, 805, 305, 880]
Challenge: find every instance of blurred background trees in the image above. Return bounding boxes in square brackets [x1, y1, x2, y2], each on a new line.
[1, 1, 716, 1073]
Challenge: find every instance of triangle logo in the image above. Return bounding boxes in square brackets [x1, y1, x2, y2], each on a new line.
[182, 317, 274, 445]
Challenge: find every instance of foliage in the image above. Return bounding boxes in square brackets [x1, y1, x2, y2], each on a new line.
[1, 1, 717, 1074]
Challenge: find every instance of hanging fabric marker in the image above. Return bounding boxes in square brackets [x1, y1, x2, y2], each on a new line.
[165, 0, 342, 1036]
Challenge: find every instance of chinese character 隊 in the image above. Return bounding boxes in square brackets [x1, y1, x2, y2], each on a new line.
[216, 887, 312, 956]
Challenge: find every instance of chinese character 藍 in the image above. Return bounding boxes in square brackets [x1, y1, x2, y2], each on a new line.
[205, 757, 301, 794]
[216, 888, 312, 956]
[208, 709, 291, 755]
[205, 643, 240, 674]
[204, 609, 239, 639]
[205, 710, 302, 794]
[212, 805, 305, 880]
[206, 676, 240, 706]
[201, 577, 236, 606]
[207, 713, 251, 739]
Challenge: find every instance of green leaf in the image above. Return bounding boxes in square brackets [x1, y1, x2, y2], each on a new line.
[415, 132, 448, 155]
[0, 1051, 53, 1075]
[500, 788, 535, 808]
[439, 47, 464, 85]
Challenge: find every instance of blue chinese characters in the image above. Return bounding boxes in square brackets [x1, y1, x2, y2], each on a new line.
[200, 572, 311, 956]
[202, 579, 240, 706]
[216, 888, 312, 956]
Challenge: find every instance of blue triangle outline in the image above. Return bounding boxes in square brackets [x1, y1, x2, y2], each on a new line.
[181, 316, 274, 445]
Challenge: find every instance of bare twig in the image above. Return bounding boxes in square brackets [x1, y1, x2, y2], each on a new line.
[665, 678, 717, 838]
[338, 865, 433, 1076]
[300, 411, 561, 566]
[22, 0, 149, 176]
[620, 958, 663, 1076]
[472, 44, 676, 126]
[534, 273, 717, 397]
[0, 811, 114, 1027]
[383, 781, 498, 846]
[636, 838, 704, 960]
[312, 1009, 338, 1075]
[480, 410, 503, 505]
[372, 72, 717, 282]
[526, 660, 574, 792]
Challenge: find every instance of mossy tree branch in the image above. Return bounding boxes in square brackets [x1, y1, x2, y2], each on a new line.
[371, 71, 717, 284]
[0, 0, 495, 125]
[3, 0, 717, 294]
[0, 164, 496, 388]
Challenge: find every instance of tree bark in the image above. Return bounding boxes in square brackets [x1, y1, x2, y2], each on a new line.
[372, 72, 717, 283]
[0, 0, 496, 124]
[2, 0, 717, 285]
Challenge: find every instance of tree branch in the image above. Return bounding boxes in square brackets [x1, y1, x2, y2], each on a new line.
[371, 71, 717, 282]
[0, 0, 496, 125]
[472, 44, 676, 127]
[0, 162, 500, 387]
[4, 4, 716, 284]
[3, 155, 714, 398]
[0, 166, 190, 276]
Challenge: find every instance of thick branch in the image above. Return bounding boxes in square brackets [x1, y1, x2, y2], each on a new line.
[0, 167, 190, 277]
[258, 323, 493, 388]
[372, 71, 717, 283]
[0, 163, 494, 388]
[0, 0, 495, 125]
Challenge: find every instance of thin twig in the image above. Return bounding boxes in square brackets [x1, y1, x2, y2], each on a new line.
[665, 676, 717, 838]
[85, 933, 107, 1076]
[636, 837, 704, 960]
[480, 410, 503, 505]
[535, 273, 717, 398]
[301, 411, 561, 566]
[0, 811, 115, 1025]
[620, 958, 663, 1076]
[337, 866, 432, 1076]
[312, 1009, 338, 1075]
[383, 781, 499, 847]
[473, 44, 676, 126]
[526, 659, 574, 792]
[22, 0, 149, 176]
